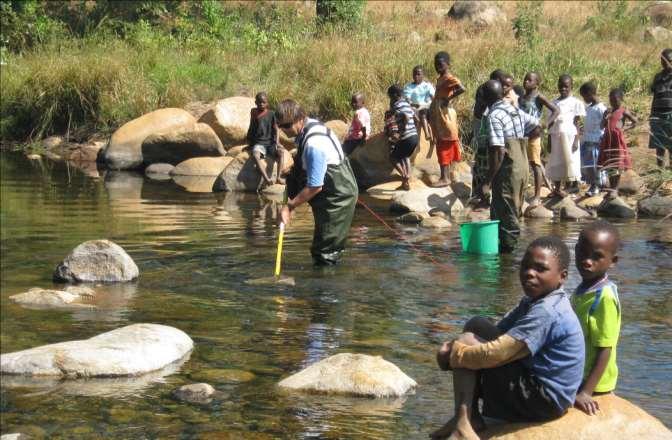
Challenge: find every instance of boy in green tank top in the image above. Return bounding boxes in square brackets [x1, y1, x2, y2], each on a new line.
[572, 220, 622, 415]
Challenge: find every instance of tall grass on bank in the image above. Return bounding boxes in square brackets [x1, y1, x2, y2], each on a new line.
[0, 1, 662, 143]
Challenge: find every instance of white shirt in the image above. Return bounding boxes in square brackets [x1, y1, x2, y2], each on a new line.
[550, 96, 586, 137]
[582, 102, 607, 144]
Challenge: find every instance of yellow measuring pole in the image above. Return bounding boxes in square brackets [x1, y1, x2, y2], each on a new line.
[274, 222, 285, 277]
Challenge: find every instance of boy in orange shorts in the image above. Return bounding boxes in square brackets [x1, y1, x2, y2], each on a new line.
[429, 51, 465, 187]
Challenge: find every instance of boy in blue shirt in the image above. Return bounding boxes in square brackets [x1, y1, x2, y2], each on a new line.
[432, 236, 584, 439]
[572, 220, 621, 415]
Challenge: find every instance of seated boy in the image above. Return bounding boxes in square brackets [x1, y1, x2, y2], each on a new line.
[572, 220, 621, 415]
[248, 91, 284, 186]
[432, 236, 584, 439]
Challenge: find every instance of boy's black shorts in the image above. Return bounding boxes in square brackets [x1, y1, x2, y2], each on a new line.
[477, 360, 566, 423]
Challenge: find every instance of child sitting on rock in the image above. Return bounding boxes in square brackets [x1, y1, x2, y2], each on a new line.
[572, 220, 622, 415]
[247, 91, 284, 187]
[432, 236, 584, 439]
[343, 92, 371, 156]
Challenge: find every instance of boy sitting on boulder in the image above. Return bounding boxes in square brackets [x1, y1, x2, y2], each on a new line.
[432, 236, 584, 439]
[248, 91, 285, 187]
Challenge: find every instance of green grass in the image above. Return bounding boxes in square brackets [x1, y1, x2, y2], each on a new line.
[0, 1, 662, 145]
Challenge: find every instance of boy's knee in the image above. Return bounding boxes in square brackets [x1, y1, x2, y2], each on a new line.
[463, 316, 501, 341]
[463, 316, 490, 333]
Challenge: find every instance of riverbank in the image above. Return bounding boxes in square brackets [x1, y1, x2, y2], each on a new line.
[0, 1, 666, 143]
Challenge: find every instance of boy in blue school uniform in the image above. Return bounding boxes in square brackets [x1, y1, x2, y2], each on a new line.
[432, 236, 584, 440]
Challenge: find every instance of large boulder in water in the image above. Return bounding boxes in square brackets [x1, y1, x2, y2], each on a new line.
[480, 394, 671, 439]
[198, 96, 255, 147]
[141, 122, 226, 165]
[278, 353, 416, 398]
[53, 239, 139, 283]
[349, 132, 438, 189]
[213, 150, 293, 192]
[390, 185, 464, 217]
[171, 156, 233, 176]
[0, 323, 193, 377]
[102, 108, 196, 170]
[638, 194, 672, 217]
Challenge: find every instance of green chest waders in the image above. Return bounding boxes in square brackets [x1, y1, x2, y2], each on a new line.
[491, 134, 529, 252]
[287, 123, 358, 265]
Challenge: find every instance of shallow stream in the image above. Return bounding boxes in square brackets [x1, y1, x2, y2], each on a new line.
[1, 152, 670, 438]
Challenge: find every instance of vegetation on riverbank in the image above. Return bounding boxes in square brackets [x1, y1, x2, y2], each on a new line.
[0, 1, 663, 145]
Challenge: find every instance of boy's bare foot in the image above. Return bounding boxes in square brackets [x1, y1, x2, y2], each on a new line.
[432, 179, 451, 188]
[429, 410, 485, 439]
[276, 177, 286, 185]
[529, 197, 541, 207]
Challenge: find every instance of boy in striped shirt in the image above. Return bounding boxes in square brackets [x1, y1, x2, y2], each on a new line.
[386, 84, 419, 191]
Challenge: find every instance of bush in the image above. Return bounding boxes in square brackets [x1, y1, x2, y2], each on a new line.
[316, 0, 366, 28]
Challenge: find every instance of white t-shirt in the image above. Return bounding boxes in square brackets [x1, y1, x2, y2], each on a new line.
[550, 96, 586, 137]
[582, 102, 607, 144]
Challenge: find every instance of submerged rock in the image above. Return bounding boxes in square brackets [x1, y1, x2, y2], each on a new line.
[102, 108, 196, 170]
[638, 195, 672, 217]
[190, 368, 255, 384]
[560, 203, 592, 220]
[53, 239, 139, 283]
[173, 383, 216, 404]
[390, 185, 464, 217]
[10, 286, 95, 309]
[278, 353, 416, 398]
[198, 96, 255, 147]
[597, 196, 637, 219]
[480, 394, 671, 439]
[524, 204, 554, 219]
[0, 323, 192, 377]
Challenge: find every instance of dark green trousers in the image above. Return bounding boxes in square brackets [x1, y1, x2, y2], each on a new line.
[309, 158, 358, 265]
[490, 139, 528, 252]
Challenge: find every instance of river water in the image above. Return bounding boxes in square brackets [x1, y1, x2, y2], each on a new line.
[1, 152, 670, 438]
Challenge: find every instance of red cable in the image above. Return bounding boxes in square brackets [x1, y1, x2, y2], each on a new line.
[357, 197, 452, 269]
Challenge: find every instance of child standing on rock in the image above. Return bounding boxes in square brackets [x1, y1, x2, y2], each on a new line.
[248, 92, 284, 187]
[432, 236, 584, 439]
[429, 51, 465, 187]
[342, 92, 371, 156]
[572, 220, 622, 416]
[598, 88, 637, 198]
[386, 84, 419, 191]
[520, 72, 560, 206]
[580, 82, 608, 196]
[404, 65, 435, 143]
[547, 74, 585, 197]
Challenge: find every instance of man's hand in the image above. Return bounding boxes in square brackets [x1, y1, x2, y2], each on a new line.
[572, 138, 579, 152]
[437, 340, 454, 371]
[481, 183, 491, 200]
[575, 391, 599, 415]
[278, 205, 292, 227]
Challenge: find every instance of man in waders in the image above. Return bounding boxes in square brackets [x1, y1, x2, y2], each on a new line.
[275, 99, 358, 265]
[482, 80, 541, 253]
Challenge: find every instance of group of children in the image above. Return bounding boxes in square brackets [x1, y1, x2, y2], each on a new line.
[246, 49, 671, 201]
[432, 220, 622, 439]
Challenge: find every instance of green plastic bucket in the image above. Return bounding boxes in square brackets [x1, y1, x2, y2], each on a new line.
[460, 220, 500, 255]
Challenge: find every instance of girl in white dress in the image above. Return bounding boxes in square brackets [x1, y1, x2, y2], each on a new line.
[546, 74, 586, 197]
